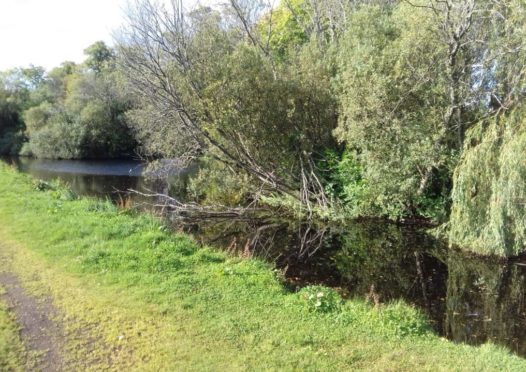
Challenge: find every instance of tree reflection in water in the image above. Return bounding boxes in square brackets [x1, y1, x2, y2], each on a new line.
[187, 219, 526, 357]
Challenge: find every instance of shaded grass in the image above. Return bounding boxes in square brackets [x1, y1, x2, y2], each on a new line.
[0, 163, 525, 370]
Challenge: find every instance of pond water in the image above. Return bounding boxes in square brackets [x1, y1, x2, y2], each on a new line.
[2, 156, 194, 204]
[3, 156, 526, 357]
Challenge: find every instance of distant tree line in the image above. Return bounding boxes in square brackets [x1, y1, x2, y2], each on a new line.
[0, 41, 136, 159]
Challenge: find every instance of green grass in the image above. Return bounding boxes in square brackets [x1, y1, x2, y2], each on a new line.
[0, 163, 525, 370]
[0, 289, 24, 371]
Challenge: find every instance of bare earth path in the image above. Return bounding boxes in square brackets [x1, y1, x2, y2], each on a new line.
[0, 272, 65, 371]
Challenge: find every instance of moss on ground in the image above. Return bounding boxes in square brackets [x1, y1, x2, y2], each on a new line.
[0, 287, 25, 371]
[0, 163, 525, 370]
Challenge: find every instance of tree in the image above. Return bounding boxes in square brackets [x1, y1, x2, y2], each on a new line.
[402, 0, 526, 143]
[22, 44, 136, 159]
[118, 0, 337, 213]
[0, 86, 24, 154]
[333, 3, 453, 218]
[84, 41, 115, 73]
[0, 69, 34, 154]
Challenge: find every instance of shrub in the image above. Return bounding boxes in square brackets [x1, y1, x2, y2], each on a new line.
[299, 285, 342, 313]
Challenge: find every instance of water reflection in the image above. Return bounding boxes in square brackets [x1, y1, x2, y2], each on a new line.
[445, 251, 526, 355]
[3, 156, 194, 203]
[185, 219, 526, 357]
[329, 223, 448, 330]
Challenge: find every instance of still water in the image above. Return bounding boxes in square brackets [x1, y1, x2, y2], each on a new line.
[4, 156, 526, 357]
[3, 156, 193, 203]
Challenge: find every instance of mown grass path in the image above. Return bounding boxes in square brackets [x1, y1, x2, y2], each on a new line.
[0, 269, 64, 371]
[1, 163, 526, 371]
[0, 272, 26, 371]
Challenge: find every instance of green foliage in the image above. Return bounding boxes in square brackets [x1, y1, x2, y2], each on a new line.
[0, 40, 136, 160]
[188, 159, 252, 206]
[414, 187, 451, 222]
[120, 2, 338, 212]
[29, 119, 85, 159]
[17, 47, 136, 159]
[0, 72, 26, 155]
[376, 301, 430, 338]
[445, 0, 526, 255]
[40, 62, 77, 103]
[125, 104, 197, 160]
[334, 4, 451, 218]
[259, 0, 308, 58]
[0, 130, 24, 156]
[119, 0, 525, 226]
[83, 41, 115, 73]
[323, 149, 368, 215]
[34, 179, 78, 201]
[299, 285, 342, 313]
[34, 180, 54, 192]
[193, 42, 337, 186]
[450, 106, 526, 256]
[23, 102, 54, 135]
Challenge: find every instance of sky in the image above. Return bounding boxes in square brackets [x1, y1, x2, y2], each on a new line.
[0, 0, 217, 71]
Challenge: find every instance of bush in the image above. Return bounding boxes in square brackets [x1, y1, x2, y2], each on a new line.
[299, 286, 342, 313]
[323, 149, 369, 217]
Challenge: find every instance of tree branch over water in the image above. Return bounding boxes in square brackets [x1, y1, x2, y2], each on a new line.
[117, 0, 337, 217]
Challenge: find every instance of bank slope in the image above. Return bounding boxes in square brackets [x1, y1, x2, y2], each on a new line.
[0, 163, 524, 370]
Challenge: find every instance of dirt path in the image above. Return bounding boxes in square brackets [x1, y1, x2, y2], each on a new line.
[0, 272, 65, 371]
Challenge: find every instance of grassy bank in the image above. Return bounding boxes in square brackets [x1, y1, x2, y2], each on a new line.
[0, 163, 525, 370]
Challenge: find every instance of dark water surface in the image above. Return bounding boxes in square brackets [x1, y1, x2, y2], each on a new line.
[3, 156, 526, 357]
[3, 156, 193, 203]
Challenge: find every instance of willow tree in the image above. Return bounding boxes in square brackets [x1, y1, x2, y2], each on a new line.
[447, 0, 526, 256]
[117, 0, 337, 213]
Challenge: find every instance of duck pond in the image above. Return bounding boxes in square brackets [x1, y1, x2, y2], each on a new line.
[3, 156, 526, 357]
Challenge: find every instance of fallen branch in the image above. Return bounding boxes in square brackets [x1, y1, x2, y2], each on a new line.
[127, 188, 267, 219]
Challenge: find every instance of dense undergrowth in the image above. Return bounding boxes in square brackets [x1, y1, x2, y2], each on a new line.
[0, 163, 525, 369]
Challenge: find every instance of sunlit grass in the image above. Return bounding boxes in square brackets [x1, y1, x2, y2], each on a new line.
[0, 163, 525, 370]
